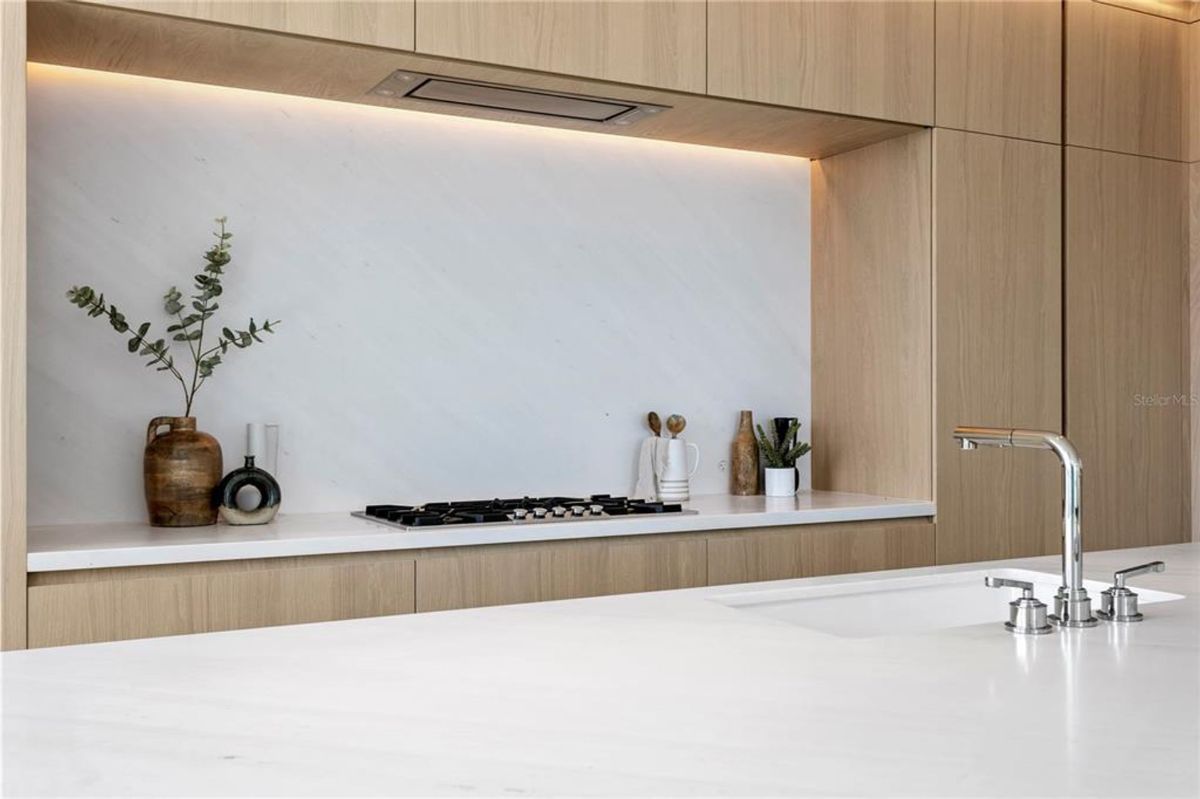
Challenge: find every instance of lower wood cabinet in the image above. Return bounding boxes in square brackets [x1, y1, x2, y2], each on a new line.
[415, 534, 708, 612]
[27, 519, 936, 646]
[706, 520, 935, 586]
[27, 553, 416, 648]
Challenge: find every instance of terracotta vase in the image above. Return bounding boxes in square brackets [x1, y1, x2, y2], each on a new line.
[731, 410, 760, 496]
[144, 416, 223, 527]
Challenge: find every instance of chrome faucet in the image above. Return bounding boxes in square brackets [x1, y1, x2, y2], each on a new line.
[953, 427, 1098, 628]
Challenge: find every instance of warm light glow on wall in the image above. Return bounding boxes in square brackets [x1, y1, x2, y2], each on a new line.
[27, 62, 809, 167]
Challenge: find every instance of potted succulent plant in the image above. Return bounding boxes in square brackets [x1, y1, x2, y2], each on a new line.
[755, 419, 811, 497]
[65, 217, 279, 527]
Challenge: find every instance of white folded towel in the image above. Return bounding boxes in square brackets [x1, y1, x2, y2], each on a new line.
[635, 436, 659, 501]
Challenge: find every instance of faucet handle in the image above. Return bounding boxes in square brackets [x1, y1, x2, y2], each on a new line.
[1112, 561, 1165, 589]
[985, 576, 1052, 634]
[985, 576, 1035, 599]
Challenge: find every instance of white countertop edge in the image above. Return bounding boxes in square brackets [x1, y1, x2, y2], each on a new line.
[27, 492, 935, 572]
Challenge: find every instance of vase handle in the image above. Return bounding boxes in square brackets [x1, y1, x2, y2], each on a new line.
[146, 417, 173, 446]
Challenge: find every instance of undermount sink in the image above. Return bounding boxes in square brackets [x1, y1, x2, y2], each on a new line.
[710, 568, 1184, 638]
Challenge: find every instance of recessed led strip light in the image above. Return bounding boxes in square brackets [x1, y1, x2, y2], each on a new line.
[368, 70, 670, 127]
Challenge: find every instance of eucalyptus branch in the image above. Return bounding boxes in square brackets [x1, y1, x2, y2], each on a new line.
[64, 217, 281, 417]
[755, 420, 811, 468]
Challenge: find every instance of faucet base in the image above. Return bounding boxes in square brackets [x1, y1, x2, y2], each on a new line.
[1050, 587, 1099, 627]
[1048, 614, 1099, 628]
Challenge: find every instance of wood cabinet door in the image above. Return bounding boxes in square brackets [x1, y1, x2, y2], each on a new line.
[84, 1, 416, 51]
[28, 556, 416, 648]
[1066, 147, 1190, 551]
[1066, 0, 1188, 161]
[706, 521, 935, 586]
[934, 130, 1063, 564]
[415, 535, 707, 612]
[935, 0, 1061, 143]
[707, 0, 934, 125]
[414, 1, 706, 93]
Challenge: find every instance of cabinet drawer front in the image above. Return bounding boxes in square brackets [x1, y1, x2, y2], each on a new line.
[29, 559, 415, 648]
[415, 536, 707, 612]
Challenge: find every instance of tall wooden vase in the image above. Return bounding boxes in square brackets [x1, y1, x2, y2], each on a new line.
[731, 410, 760, 496]
[144, 416, 223, 527]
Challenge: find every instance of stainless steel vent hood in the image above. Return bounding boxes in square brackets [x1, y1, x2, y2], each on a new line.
[368, 70, 670, 127]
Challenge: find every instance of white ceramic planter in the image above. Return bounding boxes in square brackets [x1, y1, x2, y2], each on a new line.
[764, 467, 797, 497]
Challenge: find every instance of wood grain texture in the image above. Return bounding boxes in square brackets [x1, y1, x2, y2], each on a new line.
[1192, 162, 1199, 542]
[1066, 0, 1189, 161]
[28, 1, 920, 160]
[1191, 19, 1199, 162]
[812, 130, 933, 501]
[1067, 147, 1190, 551]
[27, 552, 416, 647]
[707, 0, 935, 125]
[0, 0, 26, 651]
[1095, 0, 1200, 23]
[935, 0, 1062, 143]
[414, 0, 704, 93]
[84, 0, 415, 50]
[934, 130, 1063, 564]
[415, 534, 707, 612]
[706, 520, 935, 586]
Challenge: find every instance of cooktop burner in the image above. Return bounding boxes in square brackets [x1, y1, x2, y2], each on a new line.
[352, 494, 695, 529]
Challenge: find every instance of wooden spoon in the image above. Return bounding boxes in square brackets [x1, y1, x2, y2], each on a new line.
[647, 412, 662, 437]
[666, 414, 686, 438]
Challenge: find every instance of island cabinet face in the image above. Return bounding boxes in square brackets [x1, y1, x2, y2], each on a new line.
[26, 554, 418, 648]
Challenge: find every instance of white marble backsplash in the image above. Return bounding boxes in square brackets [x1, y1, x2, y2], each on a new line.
[26, 64, 811, 525]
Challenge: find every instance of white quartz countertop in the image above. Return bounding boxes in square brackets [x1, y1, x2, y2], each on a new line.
[3, 542, 1196, 797]
[26, 491, 934, 571]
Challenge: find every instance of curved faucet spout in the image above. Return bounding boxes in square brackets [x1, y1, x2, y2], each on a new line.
[952, 426, 1096, 628]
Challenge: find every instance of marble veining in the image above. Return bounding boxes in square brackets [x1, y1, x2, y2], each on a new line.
[3, 543, 1197, 796]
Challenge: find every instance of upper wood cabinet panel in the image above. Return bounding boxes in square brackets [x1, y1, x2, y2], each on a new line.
[707, 1, 934, 125]
[414, 1, 706, 93]
[1190, 20, 1200, 161]
[934, 130, 1063, 564]
[1066, 0, 1188, 161]
[82, 1, 416, 51]
[1066, 147, 1189, 551]
[935, 0, 1061, 143]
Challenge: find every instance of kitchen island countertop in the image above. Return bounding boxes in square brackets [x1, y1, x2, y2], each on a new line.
[27, 491, 934, 571]
[3, 541, 1196, 797]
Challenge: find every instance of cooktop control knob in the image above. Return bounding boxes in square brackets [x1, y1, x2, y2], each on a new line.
[589, 504, 604, 515]
[532, 507, 548, 519]
[551, 506, 567, 517]
[570, 505, 586, 516]
[512, 508, 528, 520]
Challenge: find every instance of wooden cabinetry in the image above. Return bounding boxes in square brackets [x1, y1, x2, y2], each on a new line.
[415, 534, 707, 612]
[27, 554, 416, 648]
[84, 0, 416, 51]
[1066, 147, 1190, 551]
[934, 130, 1063, 564]
[935, 0, 1061, 143]
[812, 131, 933, 501]
[706, 520, 934, 586]
[1066, 0, 1189, 161]
[707, 1, 934, 125]
[414, 0, 706, 93]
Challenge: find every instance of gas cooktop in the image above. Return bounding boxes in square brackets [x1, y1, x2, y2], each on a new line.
[353, 495, 696, 530]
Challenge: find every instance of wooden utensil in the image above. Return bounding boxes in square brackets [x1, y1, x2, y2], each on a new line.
[666, 414, 686, 438]
[647, 412, 662, 436]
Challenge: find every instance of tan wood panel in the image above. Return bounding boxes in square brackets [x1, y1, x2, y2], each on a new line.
[935, 0, 1062, 143]
[934, 130, 1063, 564]
[28, 553, 416, 647]
[1066, 147, 1190, 551]
[1095, 0, 1200, 23]
[706, 520, 935, 586]
[812, 130, 933, 501]
[415, 535, 707, 612]
[1192, 162, 1199, 542]
[0, 0, 26, 651]
[84, 0, 415, 51]
[28, 1, 920, 160]
[1066, 0, 1189, 161]
[414, 0, 705, 93]
[1191, 19, 1200, 162]
[707, 0, 935, 125]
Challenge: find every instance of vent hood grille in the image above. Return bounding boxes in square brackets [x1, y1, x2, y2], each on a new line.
[368, 70, 669, 127]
